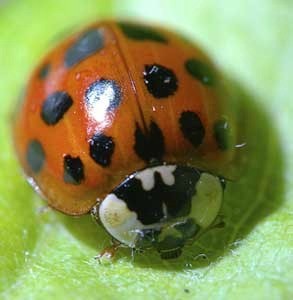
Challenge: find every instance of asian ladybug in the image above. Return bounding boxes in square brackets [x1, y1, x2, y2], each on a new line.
[13, 21, 238, 259]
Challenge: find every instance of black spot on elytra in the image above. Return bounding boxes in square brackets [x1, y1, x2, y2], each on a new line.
[134, 121, 165, 163]
[89, 133, 115, 167]
[38, 63, 50, 79]
[118, 22, 167, 43]
[41, 91, 73, 125]
[185, 58, 216, 85]
[85, 79, 122, 112]
[114, 165, 200, 225]
[214, 119, 231, 150]
[179, 111, 205, 147]
[143, 64, 178, 98]
[64, 28, 104, 67]
[26, 140, 45, 173]
[63, 155, 84, 185]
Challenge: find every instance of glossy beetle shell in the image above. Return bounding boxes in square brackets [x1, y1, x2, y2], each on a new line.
[13, 21, 236, 215]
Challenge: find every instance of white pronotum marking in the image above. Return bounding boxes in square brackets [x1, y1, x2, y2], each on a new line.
[190, 173, 223, 228]
[99, 192, 169, 248]
[135, 165, 176, 191]
[99, 194, 143, 247]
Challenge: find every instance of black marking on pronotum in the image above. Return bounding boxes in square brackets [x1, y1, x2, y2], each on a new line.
[134, 121, 165, 163]
[41, 91, 73, 125]
[113, 166, 201, 225]
[179, 111, 205, 147]
[38, 63, 51, 79]
[185, 58, 216, 85]
[143, 64, 178, 98]
[214, 119, 231, 150]
[26, 140, 45, 173]
[64, 28, 104, 67]
[89, 133, 115, 167]
[165, 167, 201, 217]
[85, 78, 122, 111]
[63, 155, 84, 185]
[118, 22, 167, 43]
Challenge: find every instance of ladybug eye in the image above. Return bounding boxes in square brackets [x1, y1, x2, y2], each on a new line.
[92, 165, 224, 257]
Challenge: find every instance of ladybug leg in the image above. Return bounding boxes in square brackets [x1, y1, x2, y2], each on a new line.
[130, 247, 144, 262]
[94, 239, 121, 263]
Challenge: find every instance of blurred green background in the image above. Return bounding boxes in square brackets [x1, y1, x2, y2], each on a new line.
[0, 1, 292, 299]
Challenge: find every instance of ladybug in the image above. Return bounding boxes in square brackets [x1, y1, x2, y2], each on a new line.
[13, 21, 238, 259]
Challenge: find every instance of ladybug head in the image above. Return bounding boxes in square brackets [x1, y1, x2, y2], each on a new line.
[91, 164, 225, 259]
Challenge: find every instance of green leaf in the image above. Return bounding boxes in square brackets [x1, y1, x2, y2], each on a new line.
[0, 1, 292, 299]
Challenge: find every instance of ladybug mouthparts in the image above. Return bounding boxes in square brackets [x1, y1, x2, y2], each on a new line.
[91, 164, 224, 259]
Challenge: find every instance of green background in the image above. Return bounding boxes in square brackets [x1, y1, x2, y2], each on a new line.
[0, 0, 292, 299]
